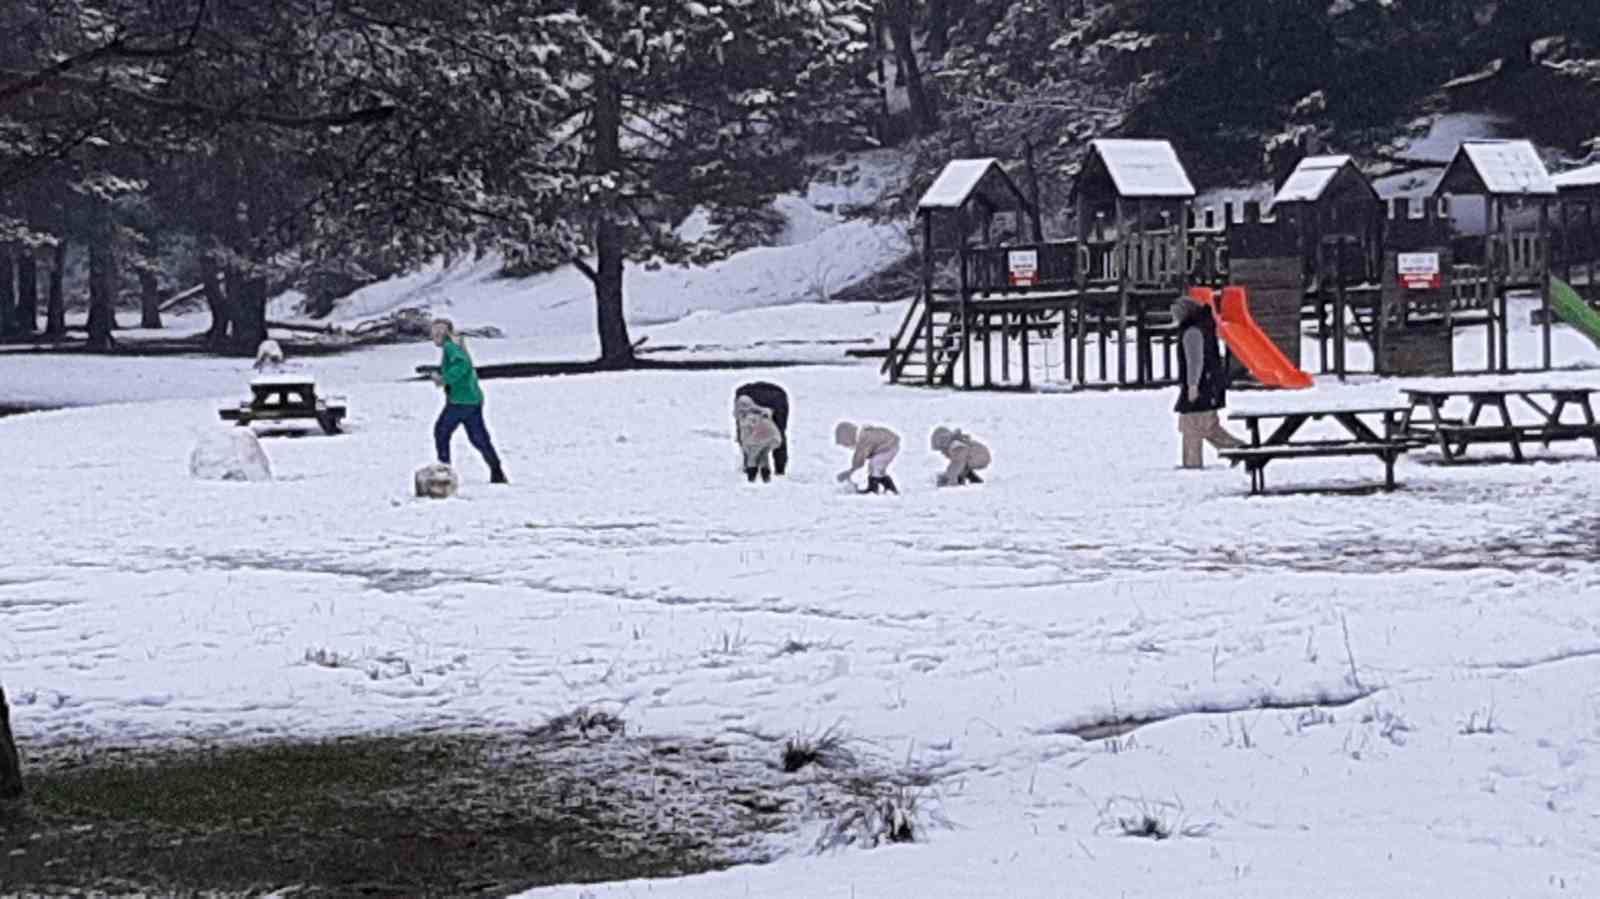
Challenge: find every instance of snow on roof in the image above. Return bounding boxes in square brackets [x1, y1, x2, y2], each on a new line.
[1553, 161, 1600, 190]
[918, 158, 1006, 209]
[1440, 140, 1557, 196]
[1272, 155, 1355, 204]
[1089, 139, 1196, 198]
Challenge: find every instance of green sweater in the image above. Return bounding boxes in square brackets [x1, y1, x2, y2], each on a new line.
[439, 338, 484, 405]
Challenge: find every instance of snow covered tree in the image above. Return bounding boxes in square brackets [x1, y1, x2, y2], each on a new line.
[299, 0, 874, 366]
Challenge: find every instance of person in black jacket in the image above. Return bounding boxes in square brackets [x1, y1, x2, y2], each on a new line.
[734, 381, 790, 475]
[1172, 295, 1244, 468]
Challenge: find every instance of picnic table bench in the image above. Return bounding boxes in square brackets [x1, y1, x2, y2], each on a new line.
[1220, 404, 1415, 495]
[1400, 386, 1600, 463]
[219, 376, 346, 435]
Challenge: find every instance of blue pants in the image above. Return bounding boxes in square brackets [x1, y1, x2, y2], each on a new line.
[435, 404, 501, 470]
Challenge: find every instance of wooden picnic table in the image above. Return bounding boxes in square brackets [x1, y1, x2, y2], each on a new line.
[1400, 386, 1600, 463]
[219, 376, 346, 435]
[1221, 404, 1414, 495]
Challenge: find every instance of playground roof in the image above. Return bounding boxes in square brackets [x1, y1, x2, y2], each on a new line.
[1272, 155, 1378, 206]
[1434, 140, 1557, 197]
[917, 158, 1029, 212]
[1553, 161, 1600, 192]
[1083, 140, 1196, 199]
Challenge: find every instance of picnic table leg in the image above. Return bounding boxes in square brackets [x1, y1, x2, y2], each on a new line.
[1383, 451, 1396, 491]
[1497, 397, 1525, 462]
[1582, 397, 1600, 457]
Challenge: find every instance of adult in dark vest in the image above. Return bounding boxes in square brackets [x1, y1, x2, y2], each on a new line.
[734, 381, 790, 475]
[1172, 295, 1244, 468]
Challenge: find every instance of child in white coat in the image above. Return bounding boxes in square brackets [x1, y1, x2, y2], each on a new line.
[835, 421, 900, 494]
[930, 426, 991, 486]
[735, 395, 784, 483]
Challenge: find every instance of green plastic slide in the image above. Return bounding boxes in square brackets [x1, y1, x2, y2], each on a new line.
[1550, 277, 1600, 349]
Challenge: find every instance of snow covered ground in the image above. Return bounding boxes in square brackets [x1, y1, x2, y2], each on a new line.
[5, 139, 1600, 893]
[4, 294, 1600, 896]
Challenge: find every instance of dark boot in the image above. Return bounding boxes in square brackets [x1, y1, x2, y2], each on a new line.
[860, 477, 882, 495]
[964, 471, 983, 484]
[746, 467, 759, 483]
[760, 468, 772, 483]
[490, 466, 509, 484]
[879, 475, 899, 495]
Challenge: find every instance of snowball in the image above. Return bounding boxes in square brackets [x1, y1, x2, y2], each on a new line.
[190, 428, 273, 483]
[413, 463, 459, 499]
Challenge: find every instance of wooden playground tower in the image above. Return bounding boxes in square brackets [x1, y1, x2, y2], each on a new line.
[884, 140, 1195, 390]
[884, 138, 1598, 389]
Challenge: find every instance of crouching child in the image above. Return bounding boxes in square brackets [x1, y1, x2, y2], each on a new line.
[930, 426, 991, 486]
[735, 395, 784, 483]
[835, 421, 900, 494]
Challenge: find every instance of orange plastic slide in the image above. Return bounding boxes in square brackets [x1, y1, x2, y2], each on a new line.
[1187, 286, 1313, 389]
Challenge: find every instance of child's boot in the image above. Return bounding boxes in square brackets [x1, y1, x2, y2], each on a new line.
[879, 475, 899, 495]
[963, 471, 983, 485]
[490, 465, 509, 485]
[760, 467, 772, 483]
[746, 467, 759, 482]
[860, 477, 881, 495]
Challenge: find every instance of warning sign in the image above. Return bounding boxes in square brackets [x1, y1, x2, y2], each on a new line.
[1008, 249, 1039, 287]
[1398, 252, 1441, 290]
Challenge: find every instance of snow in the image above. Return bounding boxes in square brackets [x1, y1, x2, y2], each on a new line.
[1553, 161, 1600, 191]
[5, 285, 1600, 897]
[1391, 112, 1509, 164]
[1447, 140, 1559, 197]
[1090, 139, 1197, 198]
[7, 149, 1600, 897]
[1272, 155, 1354, 205]
[917, 158, 1005, 209]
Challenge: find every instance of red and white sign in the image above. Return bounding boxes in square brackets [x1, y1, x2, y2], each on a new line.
[1398, 252, 1441, 290]
[1008, 249, 1039, 287]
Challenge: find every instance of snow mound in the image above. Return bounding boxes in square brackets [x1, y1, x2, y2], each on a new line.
[189, 428, 273, 482]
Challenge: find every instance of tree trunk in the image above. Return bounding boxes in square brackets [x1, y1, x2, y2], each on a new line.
[46, 240, 66, 336]
[16, 249, 38, 335]
[0, 247, 15, 337]
[884, 0, 939, 135]
[0, 686, 22, 801]
[199, 254, 231, 348]
[236, 275, 268, 351]
[591, 76, 634, 365]
[87, 203, 117, 350]
[928, 0, 951, 59]
[139, 268, 163, 329]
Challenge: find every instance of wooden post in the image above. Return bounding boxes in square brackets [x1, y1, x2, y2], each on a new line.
[1074, 191, 1089, 385]
[1498, 197, 1511, 373]
[1116, 196, 1129, 385]
[1540, 199, 1552, 371]
[1001, 311, 1011, 383]
[1020, 311, 1032, 390]
[1334, 241, 1347, 380]
[983, 311, 993, 387]
[925, 213, 938, 385]
[960, 210, 972, 389]
[0, 686, 22, 801]
[1484, 198, 1496, 373]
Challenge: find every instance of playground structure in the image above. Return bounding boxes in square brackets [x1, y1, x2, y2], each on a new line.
[884, 139, 1600, 390]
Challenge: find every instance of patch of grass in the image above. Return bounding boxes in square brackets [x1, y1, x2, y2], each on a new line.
[1098, 796, 1216, 842]
[1460, 703, 1497, 736]
[815, 782, 934, 851]
[0, 732, 735, 897]
[28, 737, 424, 831]
[781, 723, 856, 773]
